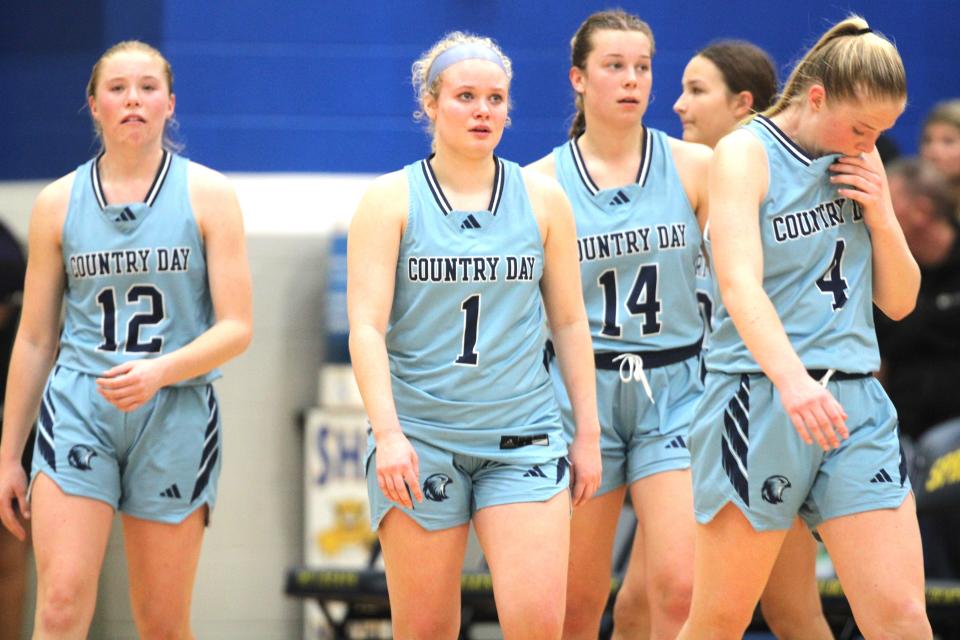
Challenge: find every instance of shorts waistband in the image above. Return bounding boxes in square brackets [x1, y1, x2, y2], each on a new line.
[544, 339, 702, 371]
[805, 369, 872, 381]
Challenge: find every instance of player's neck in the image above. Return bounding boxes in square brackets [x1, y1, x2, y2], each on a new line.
[98, 144, 166, 184]
[771, 106, 817, 156]
[579, 120, 645, 165]
[430, 146, 496, 196]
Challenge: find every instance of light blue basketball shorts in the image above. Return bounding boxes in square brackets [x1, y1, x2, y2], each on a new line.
[690, 371, 909, 531]
[31, 366, 221, 524]
[550, 348, 702, 497]
[365, 433, 569, 531]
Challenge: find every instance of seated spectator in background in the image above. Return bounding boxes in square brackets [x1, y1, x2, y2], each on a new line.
[878, 158, 960, 442]
[920, 99, 960, 207]
[882, 158, 960, 580]
[0, 219, 28, 640]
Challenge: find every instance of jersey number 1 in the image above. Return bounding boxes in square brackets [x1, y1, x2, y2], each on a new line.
[455, 294, 481, 366]
[96, 285, 165, 353]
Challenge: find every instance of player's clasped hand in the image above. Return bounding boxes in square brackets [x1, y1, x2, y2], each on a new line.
[829, 154, 892, 227]
[96, 359, 166, 412]
[568, 430, 602, 507]
[375, 430, 423, 510]
[0, 461, 29, 541]
[778, 374, 849, 451]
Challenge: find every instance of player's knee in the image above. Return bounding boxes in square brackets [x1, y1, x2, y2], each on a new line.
[394, 614, 460, 640]
[37, 584, 88, 634]
[646, 566, 693, 624]
[134, 617, 190, 640]
[761, 599, 826, 639]
[130, 597, 191, 640]
[611, 581, 650, 631]
[858, 593, 931, 639]
[563, 585, 609, 635]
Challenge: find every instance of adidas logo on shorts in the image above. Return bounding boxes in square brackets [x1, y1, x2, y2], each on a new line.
[664, 436, 687, 449]
[159, 483, 182, 499]
[870, 468, 894, 484]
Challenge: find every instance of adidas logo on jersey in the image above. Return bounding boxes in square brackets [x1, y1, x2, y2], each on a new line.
[608, 190, 630, 206]
[664, 436, 687, 449]
[159, 484, 182, 499]
[870, 468, 894, 484]
[114, 206, 137, 222]
[460, 214, 481, 230]
[522, 465, 548, 478]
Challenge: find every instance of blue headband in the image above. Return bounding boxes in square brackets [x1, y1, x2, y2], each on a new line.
[427, 42, 507, 86]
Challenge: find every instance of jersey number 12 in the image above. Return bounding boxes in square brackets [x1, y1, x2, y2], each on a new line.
[96, 285, 165, 353]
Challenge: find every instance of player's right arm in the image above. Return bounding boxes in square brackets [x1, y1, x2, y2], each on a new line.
[347, 171, 422, 509]
[711, 131, 847, 451]
[0, 175, 71, 540]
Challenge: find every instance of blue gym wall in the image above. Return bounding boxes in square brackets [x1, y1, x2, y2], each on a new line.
[2, 0, 958, 179]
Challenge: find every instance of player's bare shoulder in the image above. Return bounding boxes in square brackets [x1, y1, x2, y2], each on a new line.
[667, 136, 712, 179]
[354, 169, 410, 228]
[32, 171, 76, 235]
[522, 166, 568, 221]
[525, 153, 558, 180]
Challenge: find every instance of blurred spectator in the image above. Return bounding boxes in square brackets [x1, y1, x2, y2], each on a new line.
[920, 99, 960, 206]
[878, 158, 960, 440]
[0, 219, 28, 640]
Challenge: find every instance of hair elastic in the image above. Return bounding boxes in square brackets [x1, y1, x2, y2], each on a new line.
[427, 42, 507, 86]
[856, 27, 872, 35]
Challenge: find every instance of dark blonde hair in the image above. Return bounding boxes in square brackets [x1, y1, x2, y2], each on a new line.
[923, 99, 960, 135]
[697, 40, 777, 112]
[764, 15, 905, 118]
[568, 9, 655, 139]
[86, 40, 180, 151]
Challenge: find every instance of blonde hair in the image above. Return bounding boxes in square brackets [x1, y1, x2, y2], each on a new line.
[568, 9, 655, 139]
[411, 32, 513, 133]
[86, 40, 181, 152]
[764, 16, 905, 118]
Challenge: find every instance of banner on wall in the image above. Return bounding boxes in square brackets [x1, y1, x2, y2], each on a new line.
[302, 406, 388, 639]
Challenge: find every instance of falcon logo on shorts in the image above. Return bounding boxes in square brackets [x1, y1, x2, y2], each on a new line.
[67, 445, 98, 471]
[423, 474, 453, 502]
[761, 475, 792, 505]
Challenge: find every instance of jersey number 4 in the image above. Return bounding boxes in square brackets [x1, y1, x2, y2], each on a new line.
[815, 239, 849, 310]
[598, 265, 662, 338]
[96, 285, 165, 353]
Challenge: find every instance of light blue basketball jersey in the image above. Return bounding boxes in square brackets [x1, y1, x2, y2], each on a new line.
[57, 152, 218, 385]
[553, 128, 702, 352]
[387, 157, 563, 462]
[705, 115, 879, 373]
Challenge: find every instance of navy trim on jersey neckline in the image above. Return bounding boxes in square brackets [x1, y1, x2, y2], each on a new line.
[753, 116, 813, 167]
[420, 155, 505, 216]
[568, 127, 652, 196]
[90, 149, 172, 210]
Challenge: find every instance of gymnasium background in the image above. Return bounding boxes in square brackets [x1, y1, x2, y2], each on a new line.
[2, 1, 959, 638]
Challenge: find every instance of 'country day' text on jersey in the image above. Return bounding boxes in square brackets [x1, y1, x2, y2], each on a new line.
[705, 115, 879, 374]
[387, 156, 563, 462]
[58, 151, 217, 385]
[553, 128, 703, 353]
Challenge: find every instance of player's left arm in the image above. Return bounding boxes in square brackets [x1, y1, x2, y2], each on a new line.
[669, 137, 712, 231]
[830, 150, 919, 320]
[524, 169, 600, 506]
[96, 163, 253, 411]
